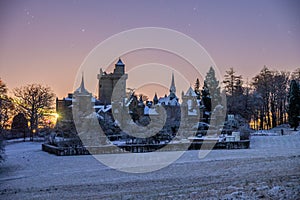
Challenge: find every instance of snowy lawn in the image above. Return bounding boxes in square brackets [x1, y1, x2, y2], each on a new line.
[0, 133, 300, 199]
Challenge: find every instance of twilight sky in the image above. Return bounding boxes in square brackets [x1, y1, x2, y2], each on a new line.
[0, 0, 299, 99]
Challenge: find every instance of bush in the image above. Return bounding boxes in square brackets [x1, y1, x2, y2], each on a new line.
[0, 134, 6, 163]
[239, 125, 251, 140]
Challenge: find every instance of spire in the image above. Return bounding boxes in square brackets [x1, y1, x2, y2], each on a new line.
[80, 72, 85, 89]
[75, 73, 89, 94]
[153, 93, 158, 105]
[170, 72, 176, 94]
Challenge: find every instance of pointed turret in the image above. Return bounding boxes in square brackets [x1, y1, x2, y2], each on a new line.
[80, 73, 85, 89]
[114, 58, 125, 74]
[116, 58, 125, 66]
[153, 93, 158, 105]
[170, 72, 176, 94]
[75, 73, 89, 94]
[186, 86, 197, 97]
[138, 95, 144, 107]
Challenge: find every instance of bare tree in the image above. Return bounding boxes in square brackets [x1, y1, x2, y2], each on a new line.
[251, 67, 290, 129]
[223, 68, 243, 96]
[223, 68, 244, 115]
[13, 84, 55, 141]
[252, 66, 273, 129]
[271, 71, 290, 126]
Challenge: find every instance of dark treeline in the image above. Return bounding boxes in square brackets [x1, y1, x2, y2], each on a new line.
[196, 66, 300, 130]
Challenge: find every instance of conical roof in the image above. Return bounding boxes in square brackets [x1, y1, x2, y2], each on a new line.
[153, 93, 158, 101]
[116, 58, 125, 66]
[75, 74, 89, 95]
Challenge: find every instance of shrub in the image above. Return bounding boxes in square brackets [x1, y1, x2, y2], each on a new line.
[0, 134, 6, 163]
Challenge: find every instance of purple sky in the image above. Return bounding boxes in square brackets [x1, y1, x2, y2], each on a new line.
[0, 0, 299, 98]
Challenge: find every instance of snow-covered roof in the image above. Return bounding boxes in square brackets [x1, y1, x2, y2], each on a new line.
[158, 96, 179, 106]
[96, 105, 112, 113]
[64, 97, 73, 101]
[185, 87, 197, 97]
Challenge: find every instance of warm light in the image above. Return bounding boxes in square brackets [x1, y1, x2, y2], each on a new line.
[41, 112, 59, 128]
[53, 113, 59, 119]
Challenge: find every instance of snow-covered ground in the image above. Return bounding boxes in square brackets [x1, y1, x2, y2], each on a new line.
[1, 131, 300, 199]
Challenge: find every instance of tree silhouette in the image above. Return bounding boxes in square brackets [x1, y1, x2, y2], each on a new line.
[252, 67, 290, 129]
[11, 113, 29, 141]
[0, 79, 14, 133]
[201, 81, 211, 123]
[194, 78, 201, 99]
[288, 80, 300, 131]
[223, 68, 244, 115]
[0, 79, 14, 162]
[223, 68, 243, 96]
[204, 66, 221, 108]
[13, 84, 55, 141]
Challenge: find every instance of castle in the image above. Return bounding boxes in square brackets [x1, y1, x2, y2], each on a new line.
[56, 58, 204, 126]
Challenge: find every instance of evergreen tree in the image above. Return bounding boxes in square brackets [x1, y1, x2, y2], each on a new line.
[204, 66, 221, 108]
[0, 79, 14, 162]
[242, 80, 255, 122]
[288, 80, 300, 131]
[201, 81, 211, 122]
[291, 68, 300, 83]
[194, 78, 201, 99]
[0, 79, 14, 133]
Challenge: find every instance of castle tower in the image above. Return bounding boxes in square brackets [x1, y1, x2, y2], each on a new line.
[114, 58, 125, 74]
[97, 58, 128, 104]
